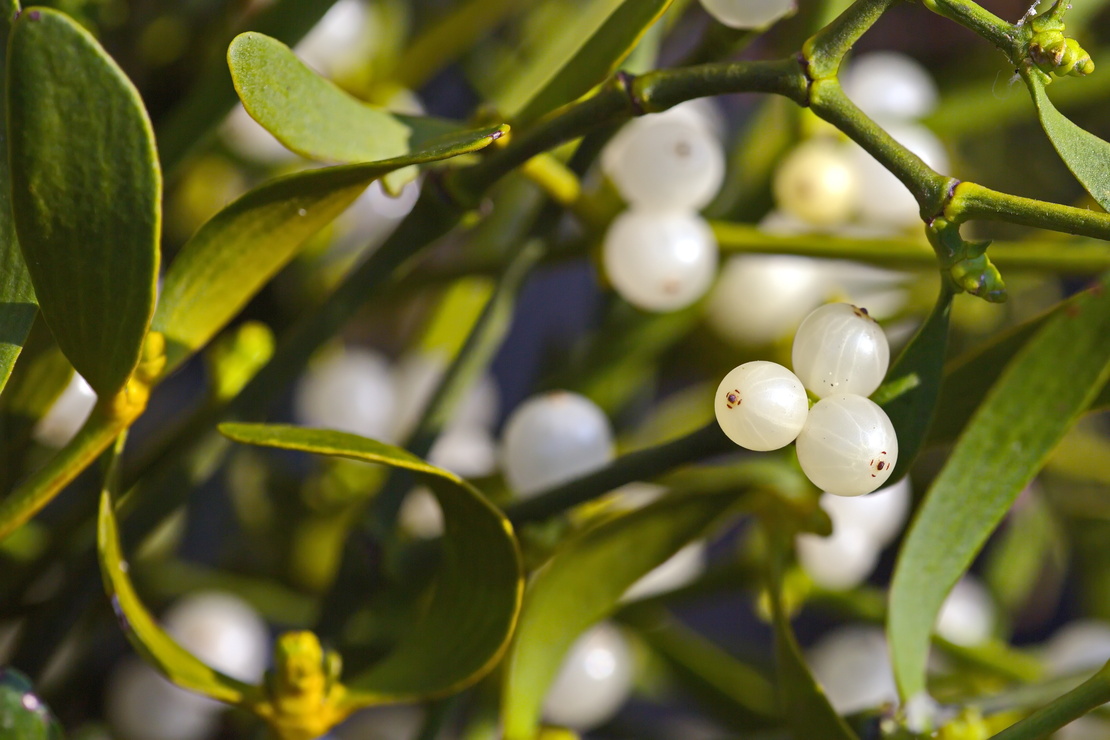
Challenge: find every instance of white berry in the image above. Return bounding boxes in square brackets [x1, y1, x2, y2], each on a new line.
[706, 254, 829, 345]
[699, 0, 796, 29]
[162, 591, 270, 683]
[293, 347, 396, 441]
[542, 622, 634, 731]
[602, 116, 725, 211]
[603, 210, 718, 312]
[797, 522, 880, 591]
[795, 394, 898, 496]
[1044, 620, 1110, 675]
[773, 138, 860, 227]
[500, 391, 614, 497]
[848, 121, 949, 228]
[934, 576, 995, 647]
[818, 476, 912, 548]
[792, 303, 890, 399]
[33, 372, 97, 448]
[623, 542, 707, 601]
[714, 361, 809, 451]
[106, 658, 221, 740]
[807, 626, 897, 715]
[841, 51, 939, 122]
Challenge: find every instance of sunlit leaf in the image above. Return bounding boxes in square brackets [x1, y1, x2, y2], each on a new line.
[502, 490, 747, 739]
[153, 125, 506, 374]
[8, 7, 160, 397]
[217, 423, 523, 705]
[889, 274, 1110, 699]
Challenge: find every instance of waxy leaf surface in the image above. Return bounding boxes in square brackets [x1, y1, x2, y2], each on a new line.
[9, 7, 160, 397]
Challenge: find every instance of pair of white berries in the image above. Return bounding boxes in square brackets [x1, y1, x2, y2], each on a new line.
[714, 303, 897, 497]
[600, 103, 725, 312]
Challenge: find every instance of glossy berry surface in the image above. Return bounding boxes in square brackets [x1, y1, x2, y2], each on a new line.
[797, 522, 881, 591]
[792, 303, 890, 399]
[603, 210, 718, 312]
[293, 347, 396, 441]
[603, 116, 725, 211]
[714, 361, 809, 451]
[706, 254, 828, 345]
[773, 138, 859, 227]
[501, 391, 614, 497]
[795, 394, 898, 496]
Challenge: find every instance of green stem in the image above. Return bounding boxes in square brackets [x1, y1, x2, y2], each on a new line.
[948, 181, 1110, 240]
[990, 662, 1110, 739]
[803, 0, 899, 78]
[918, 0, 1017, 55]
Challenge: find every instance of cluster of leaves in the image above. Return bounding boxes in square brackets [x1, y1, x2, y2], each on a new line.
[4, 0, 1110, 738]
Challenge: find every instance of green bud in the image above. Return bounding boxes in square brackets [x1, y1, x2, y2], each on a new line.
[950, 254, 1007, 303]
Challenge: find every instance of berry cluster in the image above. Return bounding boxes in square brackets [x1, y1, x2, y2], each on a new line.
[714, 302, 898, 497]
[600, 102, 725, 312]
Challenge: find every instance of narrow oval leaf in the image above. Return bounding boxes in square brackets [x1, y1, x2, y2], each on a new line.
[502, 490, 746, 740]
[875, 284, 954, 478]
[1024, 70, 1110, 211]
[153, 125, 506, 374]
[889, 274, 1110, 699]
[512, 0, 673, 125]
[0, 0, 34, 396]
[216, 423, 524, 705]
[98, 490, 259, 704]
[9, 7, 160, 397]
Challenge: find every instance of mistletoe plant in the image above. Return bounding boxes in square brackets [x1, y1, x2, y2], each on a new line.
[3, 0, 1110, 738]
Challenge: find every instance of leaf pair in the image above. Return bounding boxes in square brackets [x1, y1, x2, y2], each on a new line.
[99, 423, 523, 737]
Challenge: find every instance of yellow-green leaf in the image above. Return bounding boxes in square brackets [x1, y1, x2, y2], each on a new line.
[216, 423, 524, 705]
[153, 125, 506, 374]
[502, 491, 746, 740]
[889, 274, 1110, 699]
[9, 7, 160, 397]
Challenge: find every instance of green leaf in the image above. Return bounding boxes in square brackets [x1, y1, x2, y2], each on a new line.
[876, 284, 954, 478]
[1024, 70, 1110, 211]
[0, 668, 62, 740]
[502, 490, 746, 740]
[8, 7, 160, 397]
[153, 125, 506, 374]
[766, 534, 859, 740]
[216, 423, 524, 704]
[889, 274, 1110, 699]
[0, 0, 34, 396]
[98, 493, 259, 706]
[513, 0, 673, 124]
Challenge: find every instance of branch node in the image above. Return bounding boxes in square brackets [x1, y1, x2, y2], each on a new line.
[616, 70, 647, 117]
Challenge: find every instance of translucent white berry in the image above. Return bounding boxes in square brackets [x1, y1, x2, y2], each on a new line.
[293, 347, 396, 441]
[773, 139, 860, 227]
[791, 303, 890, 399]
[33, 372, 97, 448]
[818, 476, 912, 548]
[935, 576, 995, 647]
[603, 210, 718, 312]
[501, 391, 614, 497]
[1044, 620, 1110, 675]
[714, 361, 809, 451]
[706, 255, 829, 345]
[162, 591, 270, 683]
[841, 51, 939, 122]
[106, 658, 220, 740]
[623, 542, 707, 601]
[428, 425, 498, 479]
[220, 104, 299, 166]
[797, 522, 881, 591]
[398, 488, 444, 539]
[602, 116, 725, 211]
[848, 121, 949, 228]
[699, 0, 796, 29]
[795, 394, 898, 497]
[807, 626, 897, 714]
[542, 622, 634, 731]
[294, 0, 378, 77]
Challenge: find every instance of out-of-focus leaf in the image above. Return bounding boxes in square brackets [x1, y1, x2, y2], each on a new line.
[98, 491, 258, 705]
[875, 285, 953, 478]
[513, 0, 672, 124]
[1024, 70, 1110, 211]
[766, 533, 859, 740]
[0, 668, 62, 740]
[889, 275, 1110, 699]
[8, 7, 160, 397]
[217, 423, 523, 705]
[502, 490, 747, 739]
[0, 0, 34, 396]
[982, 491, 1065, 617]
[153, 124, 506, 374]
